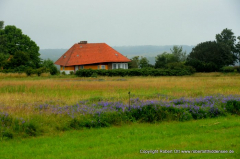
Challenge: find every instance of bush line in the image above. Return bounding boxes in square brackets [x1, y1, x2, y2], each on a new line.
[75, 67, 196, 77]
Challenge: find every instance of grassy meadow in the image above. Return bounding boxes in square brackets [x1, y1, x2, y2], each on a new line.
[0, 115, 239, 159]
[1, 72, 240, 107]
[0, 72, 240, 158]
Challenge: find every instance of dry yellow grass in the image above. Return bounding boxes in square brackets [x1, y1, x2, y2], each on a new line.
[0, 74, 239, 119]
[0, 75, 240, 109]
[0, 72, 27, 78]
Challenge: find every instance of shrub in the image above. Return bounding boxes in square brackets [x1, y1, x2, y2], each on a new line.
[70, 71, 74, 75]
[61, 71, 66, 75]
[91, 72, 98, 78]
[234, 66, 240, 72]
[180, 111, 193, 121]
[220, 66, 235, 73]
[25, 67, 50, 76]
[0, 112, 40, 138]
[25, 68, 35, 76]
[129, 104, 159, 122]
[1, 130, 13, 139]
[36, 67, 48, 76]
[50, 66, 58, 75]
[225, 100, 240, 115]
[24, 122, 38, 136]
[75, 67, 194, 77]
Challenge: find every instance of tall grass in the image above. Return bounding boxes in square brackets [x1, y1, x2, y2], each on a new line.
[0, 73, 27, 78]
[0, 75, 240, 138]
[0, 75, 240, 108]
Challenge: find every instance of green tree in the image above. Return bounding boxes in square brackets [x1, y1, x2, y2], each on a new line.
[0, 21, 3, 30]
[170, 45, 187, 62]
[42, 59, 58, 75]
[7, 51, 30, 69]
[216, 28, 236, 54]
[155, 52, 176, 68]
[0, 25, 41, 69]
[186, 28, 238, 72]
[139, 56, 150, 68]
[235, 36, 240, 67]
[0, 52, 9, 69]
[186, 41, 236, 72]
[128, 56, 140, 68]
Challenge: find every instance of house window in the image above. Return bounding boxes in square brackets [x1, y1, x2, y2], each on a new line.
[79, 65, 84, 69]
[112, 63, 128, 69]
[101, 65, 105, 69]
[113, 64, 116, 69]
[62, 66, 65, 70]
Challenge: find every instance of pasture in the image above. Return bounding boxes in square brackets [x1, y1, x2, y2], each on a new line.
[0, 73, 240, 158]
[0, 115, 239, 159]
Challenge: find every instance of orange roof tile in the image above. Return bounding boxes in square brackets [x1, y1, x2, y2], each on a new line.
[54, 43, 131, 66]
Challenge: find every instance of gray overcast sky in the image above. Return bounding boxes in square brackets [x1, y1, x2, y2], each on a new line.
[0, 0, 240, 49]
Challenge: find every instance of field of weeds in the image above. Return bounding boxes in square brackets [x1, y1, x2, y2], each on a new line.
[0, 73, 240, 158]
[0, 73, 239, 138]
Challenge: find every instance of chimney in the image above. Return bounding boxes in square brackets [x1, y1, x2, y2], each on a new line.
[78, 41, 87, 44]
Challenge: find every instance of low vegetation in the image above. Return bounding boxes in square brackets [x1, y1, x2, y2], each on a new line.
[75, 66, 195, 77]
[0, 75, 240, 139]
[0, 115, 239, 158]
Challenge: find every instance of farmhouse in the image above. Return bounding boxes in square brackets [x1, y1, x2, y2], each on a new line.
[54, 41, 131, 74]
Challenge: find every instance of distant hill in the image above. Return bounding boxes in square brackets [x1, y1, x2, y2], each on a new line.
[40, 45, 194, 65]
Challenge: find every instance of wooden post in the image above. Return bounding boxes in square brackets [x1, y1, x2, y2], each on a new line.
[128, 91, 131, 110]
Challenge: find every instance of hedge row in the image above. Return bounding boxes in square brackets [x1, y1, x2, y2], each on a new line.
[220, 66, 240, 73]
[75, 67, 195, 77]
[0, 67, 58, 76]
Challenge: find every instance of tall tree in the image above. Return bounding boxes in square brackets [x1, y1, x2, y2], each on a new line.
[0, 25, 41, 68]
[139, 56, 150, 68]
[235, 36, 240, 67]
[216, 28, 236, 54]
[0, 53, 9, 69]
[186, 41, 236, 71]
[0, 21, 3, 30]
[170, 45, 187, 62]
[186, 28, 238, 72]
[128, 56, 140, 68]
[6, 51, 30, 68]
[155, 52, 176, 68]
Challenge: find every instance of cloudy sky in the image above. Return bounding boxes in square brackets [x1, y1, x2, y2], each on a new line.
[0, 0, 239, 49]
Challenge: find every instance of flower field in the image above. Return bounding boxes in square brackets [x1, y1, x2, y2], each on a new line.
[0, 74, 240, 139]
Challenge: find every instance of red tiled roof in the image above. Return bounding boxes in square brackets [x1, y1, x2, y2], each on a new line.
[54, 43, 131, 66]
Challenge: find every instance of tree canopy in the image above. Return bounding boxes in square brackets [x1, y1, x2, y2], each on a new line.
[0, 25, 41, 69]
[155, 52, 175, 68]
[42, 59, 58, 75]
[128, 56, 140, 69]
[235, 36, 240, 67]
[170, 45, 187, 62]
[0, 21, 3, 30]
[186, 28, 238, 72]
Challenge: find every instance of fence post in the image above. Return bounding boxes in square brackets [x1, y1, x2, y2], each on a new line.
[128, 91, 131, 110]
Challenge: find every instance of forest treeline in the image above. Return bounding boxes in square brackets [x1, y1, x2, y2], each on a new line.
[0, 20, 240, 76]
[129, 28, 240, 72]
